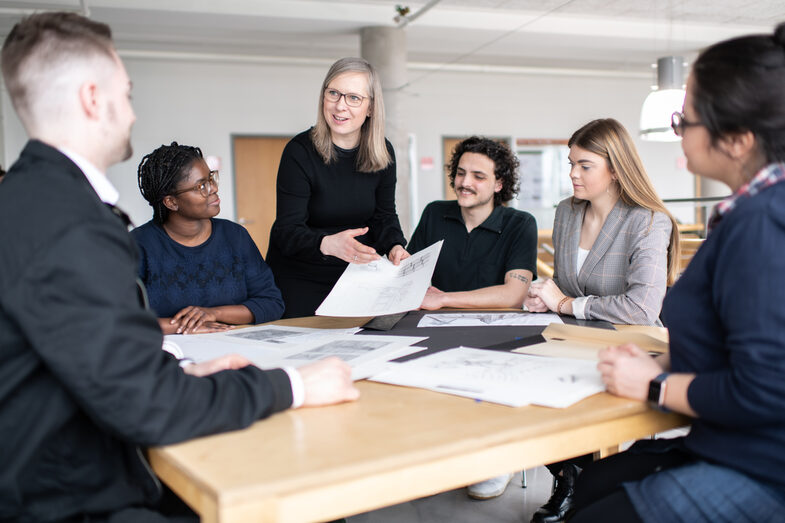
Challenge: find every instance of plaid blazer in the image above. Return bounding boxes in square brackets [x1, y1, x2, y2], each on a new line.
[552, 198, 670, 325]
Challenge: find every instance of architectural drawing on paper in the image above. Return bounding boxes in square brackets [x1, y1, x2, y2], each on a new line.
[396, 253, 431, 278]
[417, 312, 563, 327]
[285, 339, 389, 361]
[228, 328, 307, 343]
[429, 351, 553, 383]
[371, 281, 413, 311]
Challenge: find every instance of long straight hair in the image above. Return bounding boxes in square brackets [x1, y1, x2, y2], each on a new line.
[569, 118, 680, 284]
[311, 57, 391, 172]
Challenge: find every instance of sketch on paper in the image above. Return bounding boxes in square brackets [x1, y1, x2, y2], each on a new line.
[316, 240, 443, 316]
[286, 339, 389, 361]
[396, 253, 430, 278]
[166, 333, 427, 381]
[228, 328, 310, 343]
[371, 346, 604, 408]
[417, 312, 563, 328]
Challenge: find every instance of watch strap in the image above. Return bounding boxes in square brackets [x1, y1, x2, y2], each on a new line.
[647, 372, 670, 412]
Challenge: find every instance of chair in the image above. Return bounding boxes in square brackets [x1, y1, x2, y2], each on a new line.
[679, 238, 704, 275]
[537, 229, 555, 279]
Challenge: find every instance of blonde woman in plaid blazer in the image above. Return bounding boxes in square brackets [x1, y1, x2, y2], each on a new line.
[525, 118, 680, 523]
[548, 197, 672, 325]
[526, 118, 679, 327]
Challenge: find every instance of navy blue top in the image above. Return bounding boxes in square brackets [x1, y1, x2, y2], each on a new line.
[131, 218, 284, 323]
[408, 200, 538, 291]
[663, 177, 785, 489]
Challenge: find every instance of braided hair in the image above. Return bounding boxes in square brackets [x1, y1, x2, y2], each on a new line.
[137, 141, 204, 225]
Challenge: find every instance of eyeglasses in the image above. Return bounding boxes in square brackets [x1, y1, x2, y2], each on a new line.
[671, 111, 703, 137]
[323, 88, 367, 107]
[172, 170, 219, 198]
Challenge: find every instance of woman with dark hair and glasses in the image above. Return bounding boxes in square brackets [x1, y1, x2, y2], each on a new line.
[567, 23, 785, 523]
[133, 142, 283, 334]
[266, 57, 409, 318]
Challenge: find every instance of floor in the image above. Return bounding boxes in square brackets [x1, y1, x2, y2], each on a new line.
[347, 467, 553, 523]
[345, 428, 690, 523]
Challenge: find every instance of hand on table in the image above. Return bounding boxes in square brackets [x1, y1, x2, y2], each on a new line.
[183, 354, 252, 377]
[597, 344, 664, 400]
[388, 244, 411, 266]
[321, 227, 380, 264]
[523, 294, 548, 312]
[525, 279, 567, 313]
[419, 286, 447, 310]
[298, 356, 360, 407]
[170, 306, 232, 334]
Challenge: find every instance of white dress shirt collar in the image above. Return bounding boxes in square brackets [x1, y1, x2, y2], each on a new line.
[58, 147, 120, 205]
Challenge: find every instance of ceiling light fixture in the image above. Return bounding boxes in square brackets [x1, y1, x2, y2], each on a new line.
[639, 56, 686, 142]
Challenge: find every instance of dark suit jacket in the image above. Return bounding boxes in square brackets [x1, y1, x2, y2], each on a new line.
[552, 197, 670, 325]
[0, 141, 293, 521]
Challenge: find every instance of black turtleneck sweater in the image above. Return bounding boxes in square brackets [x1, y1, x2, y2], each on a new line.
[266, 129, 406, 318]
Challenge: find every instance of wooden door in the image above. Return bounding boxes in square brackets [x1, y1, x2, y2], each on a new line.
[233, 136, 290, 257]
[442, 137, 463, 200]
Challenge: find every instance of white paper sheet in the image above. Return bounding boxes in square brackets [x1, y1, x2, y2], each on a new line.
[191, 324, 360, 347]
[370, 347, 604, 408]
[316, 240, 443, 317]
[165, 333, 426, 381]
[417, 312, 563, 327]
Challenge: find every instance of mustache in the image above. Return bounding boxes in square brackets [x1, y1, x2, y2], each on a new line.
[456, 186, 476, 194]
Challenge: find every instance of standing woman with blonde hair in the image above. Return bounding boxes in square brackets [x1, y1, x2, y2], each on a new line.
[267, 57, 408, 318]
[525, 118, 679, 523]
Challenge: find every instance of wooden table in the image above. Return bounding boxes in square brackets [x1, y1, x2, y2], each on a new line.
[149, 316, 687, 522]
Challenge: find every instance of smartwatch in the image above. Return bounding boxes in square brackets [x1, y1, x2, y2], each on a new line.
[647, 372, 670, 412]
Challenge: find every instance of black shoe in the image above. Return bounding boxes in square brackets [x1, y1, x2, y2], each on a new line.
[531, 463, 578, 523]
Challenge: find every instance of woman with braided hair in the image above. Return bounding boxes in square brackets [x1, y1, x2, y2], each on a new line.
[132, 142, 283, 334]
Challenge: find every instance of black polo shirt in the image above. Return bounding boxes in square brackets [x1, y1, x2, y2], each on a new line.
[408, 200, 538, 292]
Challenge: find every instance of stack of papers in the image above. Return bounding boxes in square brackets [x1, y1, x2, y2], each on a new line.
[371, 347, 604, 408]
[166, 324, 426, 380]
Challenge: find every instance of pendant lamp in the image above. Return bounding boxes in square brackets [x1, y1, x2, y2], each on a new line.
[639, 56, 686, 142]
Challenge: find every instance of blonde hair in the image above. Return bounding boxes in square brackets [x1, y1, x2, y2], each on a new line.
[569, 118, 681, 285]
[310, 57, 391, 172]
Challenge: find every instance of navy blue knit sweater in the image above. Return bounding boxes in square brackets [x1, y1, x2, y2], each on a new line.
[664, 175, 785, 489]
[131, 218, 283, 323]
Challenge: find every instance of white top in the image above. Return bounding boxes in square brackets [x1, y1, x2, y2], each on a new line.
[572, 247, 591, 320]
[576, 247, 590, 273]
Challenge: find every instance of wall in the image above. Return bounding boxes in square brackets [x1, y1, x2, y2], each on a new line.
[1, 56, 695, 231]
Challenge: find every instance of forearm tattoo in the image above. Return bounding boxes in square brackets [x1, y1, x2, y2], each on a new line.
[507, 272, 530, 285]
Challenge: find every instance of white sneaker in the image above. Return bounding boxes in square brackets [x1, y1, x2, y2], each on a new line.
[466, 473, 514, 500]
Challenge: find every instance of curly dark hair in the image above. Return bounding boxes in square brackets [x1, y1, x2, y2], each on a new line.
[446, 136, 519, 206]
[137, 141, 203, 226]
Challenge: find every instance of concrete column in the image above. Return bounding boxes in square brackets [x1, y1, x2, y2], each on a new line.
[360, 26, 411, 236]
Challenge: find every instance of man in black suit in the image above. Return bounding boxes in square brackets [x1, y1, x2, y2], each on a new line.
[0, 12, 358, 522]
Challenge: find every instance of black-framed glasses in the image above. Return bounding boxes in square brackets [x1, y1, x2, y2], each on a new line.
[671, 111, 703, 137]
[172, 170, 219, 198]
[323, 88, 367, 107]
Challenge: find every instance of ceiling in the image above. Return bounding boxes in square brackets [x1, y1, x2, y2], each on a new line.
[0, 0, 782, 79]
